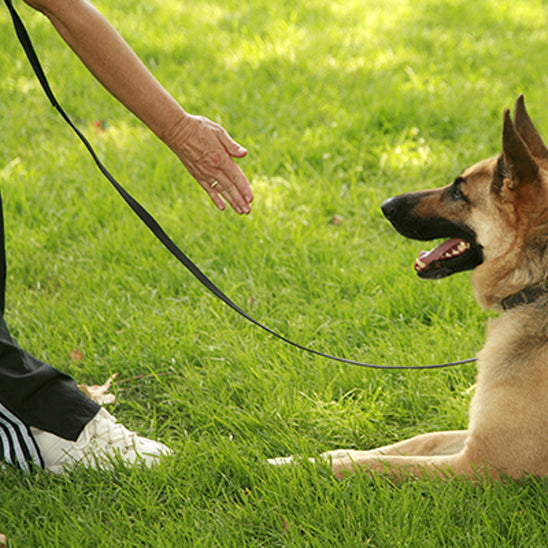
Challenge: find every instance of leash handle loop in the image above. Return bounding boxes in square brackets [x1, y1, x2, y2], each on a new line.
[3, 0, 477, 370]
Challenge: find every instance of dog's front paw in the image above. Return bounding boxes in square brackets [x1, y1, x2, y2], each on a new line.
[267, 455, 317, 467]
[267, 456, 296, 466]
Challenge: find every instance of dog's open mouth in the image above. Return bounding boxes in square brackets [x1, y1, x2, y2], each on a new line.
[414, 237, 481, 279]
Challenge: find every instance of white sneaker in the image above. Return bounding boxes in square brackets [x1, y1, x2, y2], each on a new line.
[31, 408, 171, 474]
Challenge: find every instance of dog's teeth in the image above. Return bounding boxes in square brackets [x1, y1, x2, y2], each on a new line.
[416, 259, 426, 269]
[441, 242, 470, 260]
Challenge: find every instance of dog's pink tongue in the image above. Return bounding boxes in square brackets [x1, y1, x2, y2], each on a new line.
[414, 238, 467, 271]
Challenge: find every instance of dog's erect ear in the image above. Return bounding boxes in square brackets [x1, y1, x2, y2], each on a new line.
[513, 94, 548, 160]
[502, 108, 539, 190]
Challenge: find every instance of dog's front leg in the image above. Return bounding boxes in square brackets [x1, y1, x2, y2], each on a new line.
[325, 451, 473, 480]
[323, 431, 470, 479]
[323, 430, 468, 460]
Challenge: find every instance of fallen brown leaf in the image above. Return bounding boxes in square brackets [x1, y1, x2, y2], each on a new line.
[331, 214, 344, 226]
[69, 348, 83, 362]
[78, 373, 118, 405]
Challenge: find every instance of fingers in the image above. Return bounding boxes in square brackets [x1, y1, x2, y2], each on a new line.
[198, 134, 253, 215]
[218, 161, 254, 214]
[211, 129, 253, 213]
[204, 164, 252, 215]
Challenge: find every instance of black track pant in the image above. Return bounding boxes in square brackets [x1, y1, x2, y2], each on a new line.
[0, 189, 99, 469]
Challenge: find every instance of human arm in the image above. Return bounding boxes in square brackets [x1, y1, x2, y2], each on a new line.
[22, 0, 253, 214]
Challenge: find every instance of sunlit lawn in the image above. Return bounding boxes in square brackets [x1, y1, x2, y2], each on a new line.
[1, 0, 547, 545]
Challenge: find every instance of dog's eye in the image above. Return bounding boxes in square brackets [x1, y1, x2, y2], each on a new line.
[451, 186, 465, 201]
[449, 177, 468, 203]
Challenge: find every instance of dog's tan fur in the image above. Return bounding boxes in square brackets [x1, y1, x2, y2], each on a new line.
[271, 96, 548, 479]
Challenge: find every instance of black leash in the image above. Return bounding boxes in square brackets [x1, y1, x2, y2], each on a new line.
[3, 0, 477, 370]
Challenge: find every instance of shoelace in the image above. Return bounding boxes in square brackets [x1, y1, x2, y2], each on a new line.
[79, 413, 135, 453]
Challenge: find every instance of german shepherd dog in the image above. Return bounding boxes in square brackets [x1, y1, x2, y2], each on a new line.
[272, 95, 548, 479]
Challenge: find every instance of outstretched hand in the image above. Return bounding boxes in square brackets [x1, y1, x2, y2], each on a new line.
[167, 114, 254, 215]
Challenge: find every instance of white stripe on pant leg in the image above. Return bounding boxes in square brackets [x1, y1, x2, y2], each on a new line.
[0, 426, 13, 466]
[0, 415, 28, 472]
[0, 402, 42, 470]
[0, 402, 42, 466]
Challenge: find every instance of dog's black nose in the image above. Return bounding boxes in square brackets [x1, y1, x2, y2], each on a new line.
[381, 197, 399, 221]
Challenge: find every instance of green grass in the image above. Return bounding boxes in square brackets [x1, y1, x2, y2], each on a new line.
[1, 0, 547, 545]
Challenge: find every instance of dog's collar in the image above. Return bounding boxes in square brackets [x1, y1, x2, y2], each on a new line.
[501, 281, 548, 310]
